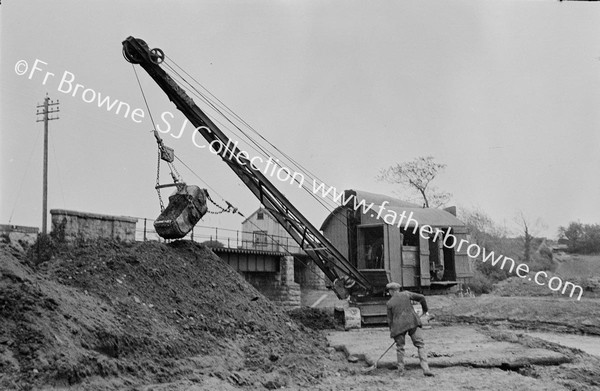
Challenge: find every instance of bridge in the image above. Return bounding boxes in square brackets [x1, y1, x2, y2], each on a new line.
[136, 218, 306, 273]
[135, 218, 327, 301]
[47, 210, 327, 308]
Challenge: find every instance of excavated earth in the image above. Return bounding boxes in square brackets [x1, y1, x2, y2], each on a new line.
[2, 238, 600, 390]
[0, 240, 346, 390]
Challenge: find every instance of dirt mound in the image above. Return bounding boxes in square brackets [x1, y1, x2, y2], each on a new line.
[0, 240, 337, 390]
[287, 307, 337, 331]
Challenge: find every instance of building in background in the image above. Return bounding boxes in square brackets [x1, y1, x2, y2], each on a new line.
[241, 208, 301, 253]
[241, 207, 326, 290]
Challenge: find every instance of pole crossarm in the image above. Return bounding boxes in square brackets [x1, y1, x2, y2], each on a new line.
[35, 95, 60, 235]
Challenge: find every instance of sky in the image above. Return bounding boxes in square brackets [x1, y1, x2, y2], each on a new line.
[1, 0, 599, 240]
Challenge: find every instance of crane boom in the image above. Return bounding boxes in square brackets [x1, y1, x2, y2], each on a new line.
[122, 37, 373, 298]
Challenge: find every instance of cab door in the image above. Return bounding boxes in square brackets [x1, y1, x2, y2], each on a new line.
[387, 225, 403, 285]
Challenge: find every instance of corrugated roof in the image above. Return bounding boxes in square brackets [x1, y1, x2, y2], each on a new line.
[381, 206, 465, 228]
[320, 189, 465, 229]
[351, 190, 421, 209]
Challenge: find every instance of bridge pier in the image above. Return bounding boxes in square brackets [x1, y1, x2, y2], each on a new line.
[216, 248, 301, 310]
[270, 255, 301, 310]
[301, 259, 328, 290]
[241, 255, 301, 310]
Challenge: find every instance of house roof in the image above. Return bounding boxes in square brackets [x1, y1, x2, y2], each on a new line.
[320, 189, 465, 230]
[241, 207, 273, 224]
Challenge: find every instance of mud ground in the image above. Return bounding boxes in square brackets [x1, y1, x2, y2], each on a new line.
[328, 325, 570, 370]
[524, 331, 600, 357]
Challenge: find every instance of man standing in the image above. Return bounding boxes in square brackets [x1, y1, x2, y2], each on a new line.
[386, 282, 434, 377]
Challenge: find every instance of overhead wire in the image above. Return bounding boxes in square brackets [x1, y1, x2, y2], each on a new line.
[160, 63, 361, 281]
[131, 64, 158, 131]
[173, 155, 236, 205]
[130, 53, 359, 284]
[162, 62, 286, 176]
[162, 59, 345, 216]
[162, 67, 338, 217]
[163, 59, 345, 242]
[130, 62, 244, 215]
[131, 64, 181, 187]
[50, 136, 66, 210]
[158, 67, 356, 260]
[8, 128, 42, 224]
[165, 56, 337, 197]
[161, 58, 354, 235]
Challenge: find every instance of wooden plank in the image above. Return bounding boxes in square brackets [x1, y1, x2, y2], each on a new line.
[323, 209, 350, 259]
[455, 255, 472, 278]
[419, 236, 431, 287]
[384, 224, 389, 270]
[387, 225, 402, 284]
[453, 233, 473, 278]
[356, 226, 366, 269]
[402, 247, 418, 266]
[402, 267, 416, 288]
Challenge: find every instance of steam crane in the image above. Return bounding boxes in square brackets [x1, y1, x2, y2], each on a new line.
[122, 37, 384, 327]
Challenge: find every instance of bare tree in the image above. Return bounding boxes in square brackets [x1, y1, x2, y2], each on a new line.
[377, 156, 451, 208]
[460, 206, 512, 284]
[515, 211, 546, 263]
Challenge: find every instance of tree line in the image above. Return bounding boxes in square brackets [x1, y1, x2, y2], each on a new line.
[558, 222, 600, 254]
[378, 156, 600, 257]
[377, 156, 599, 293]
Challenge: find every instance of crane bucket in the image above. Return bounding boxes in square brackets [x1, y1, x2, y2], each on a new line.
[154, 185, 208, 239]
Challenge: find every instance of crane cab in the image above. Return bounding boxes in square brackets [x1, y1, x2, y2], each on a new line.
[323, 190, 473, 328]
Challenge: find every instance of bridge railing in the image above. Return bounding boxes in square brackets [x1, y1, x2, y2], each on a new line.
[134, 218, 303, 254]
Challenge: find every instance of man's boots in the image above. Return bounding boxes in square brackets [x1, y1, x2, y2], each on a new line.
[418, 347, 434, 377]
[396, 349, 405, 376]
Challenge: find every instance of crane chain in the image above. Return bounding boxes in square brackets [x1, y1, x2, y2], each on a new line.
[206, 193, 242, 216]
[168, 161, 182, 184]
[156, 149, 165, 211]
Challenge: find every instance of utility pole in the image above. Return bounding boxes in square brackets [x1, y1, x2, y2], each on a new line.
[36, 94, 60, 235]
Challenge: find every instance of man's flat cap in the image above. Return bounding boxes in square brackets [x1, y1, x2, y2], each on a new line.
[386, 282, 402, 290]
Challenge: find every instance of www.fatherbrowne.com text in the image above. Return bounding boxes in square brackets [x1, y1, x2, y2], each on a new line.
[210, 137, 583, 301]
